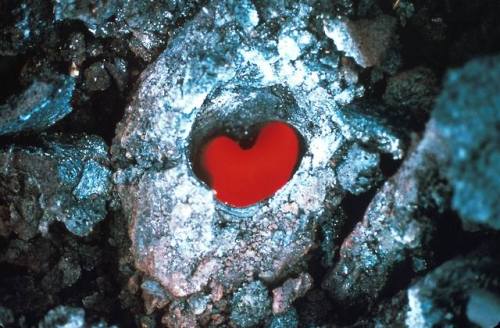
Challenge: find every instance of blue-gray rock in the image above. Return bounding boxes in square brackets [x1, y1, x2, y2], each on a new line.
[39, 306, 85, 328]
[336, 143, 382, 195]
[350, 245, 500, 327]
[0, 134, 111, 238]
[0, 75, 75, 136]
[230, 281, 272, 328]
[39, 306, 116, 328]
[433, 55, 500, 230]
[53, 0, 204, 61]
[267, 308, 299, 328]
[405, 250, 500, 327]
[323, 127, 451, 310]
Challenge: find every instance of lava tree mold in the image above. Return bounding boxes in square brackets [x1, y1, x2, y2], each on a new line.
[111, 1, 407, 325]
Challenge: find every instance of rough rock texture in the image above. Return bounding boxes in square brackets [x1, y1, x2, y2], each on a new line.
[53, 0, 204, 61]
[112, 1, 408, 325]
[432, 55, 500, 230]
[383, 66, 439, 123]
[266, 309, 299, 328]
[1, 0, 500, 326]
[230, 281, 271, 328]
[323, 120, 451, 311]
[0, 134, 111, 238]
[39, 305, 116, 328]
[335, 143, 383, 195]
[272, 273, 313, 314]
[324, 15, 399, 71]
[0, 74, 75, 136]
[351, 244, 500, 327]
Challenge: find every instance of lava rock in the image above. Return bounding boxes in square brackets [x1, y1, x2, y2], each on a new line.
[405, 248, 500, 327]
[266, 308, 299, 328]
[0, 134, 111, 238]
[230, 281, 271, 328]
[39, 306, 85, 328]
[53, 0, 204, 62]
[141, 279, 171, 315]
[84, 62, 111, 92]
[272, 273, 313, 314]
[0, 1, 53, 56]
[324, 14, 398, 69]
[112, 0, 408, 324]
[39, 305, 115, 328]
[383, 66, 439, 123]
[432, 55, 500, 230]
[0, 74, 75, 136]
[335, 143, 383, 195]
[323, 121, 451, 311]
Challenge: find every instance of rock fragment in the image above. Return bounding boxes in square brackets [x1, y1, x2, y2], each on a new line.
[53, 0, 204, 61]
[336, 143, 382, 195]
[39, 306, 85, 328]
[405, 248, 500, 327]
[383, 66, 439, 123]
[230, 281, 271, 328]
[432, 55, 500, 230]
[0, 75, 75, 136]
[267, 309, 299, 328]
[324, 15, 397, 68]
[141, 279, 171, 315]
[350, 244, 500, 327]
[323, 120, 451, 310]
[112, 0, 407, 324]
[272, 273, 313, 314]
[0, 134, 111, 238]
[84, 62, 111, 92]
[39, 305, 116, 328]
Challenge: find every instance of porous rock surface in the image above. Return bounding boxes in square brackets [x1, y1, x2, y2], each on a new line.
[112, 0, 406, 325]
[0, 134, 111, 238]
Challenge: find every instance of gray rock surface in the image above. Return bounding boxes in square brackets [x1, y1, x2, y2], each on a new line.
[0, 75, 74, 136]
[323, 120, 451, 310]
[433, 55, 500, 230]
[0, 134, 111, 238]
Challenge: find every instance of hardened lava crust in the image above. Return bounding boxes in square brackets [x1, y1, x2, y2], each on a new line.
[111, 1, 407, 324]
[0, 0, 500, 327]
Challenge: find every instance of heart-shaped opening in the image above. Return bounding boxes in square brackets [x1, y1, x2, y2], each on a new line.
[193, 121, 303, 208]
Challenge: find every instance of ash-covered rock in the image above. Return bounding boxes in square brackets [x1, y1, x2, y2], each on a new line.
[39, 305, 116, 328]
[432, 55, 500, 230]
[383, 66, 439, 124]
[0, 74, 75, 136]
[0, 134, 111, 238]
[405, 246, 500, 327]
[324, 14, 400, 72]
[272, 273, 313, 315]
[112, 0, 409, 325]
[335, 143, 383, 195]
[323, 120, 451, 311]
[53, 0, 204, 61]
[230, 281, 271, 328]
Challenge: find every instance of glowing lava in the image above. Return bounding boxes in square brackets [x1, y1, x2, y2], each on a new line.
[202, 121, 300, 207]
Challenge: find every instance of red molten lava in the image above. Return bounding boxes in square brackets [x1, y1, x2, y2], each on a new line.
[202, 121, 300, 207]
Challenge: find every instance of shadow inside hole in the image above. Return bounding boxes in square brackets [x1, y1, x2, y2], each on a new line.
[0, 55, 25, 104]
